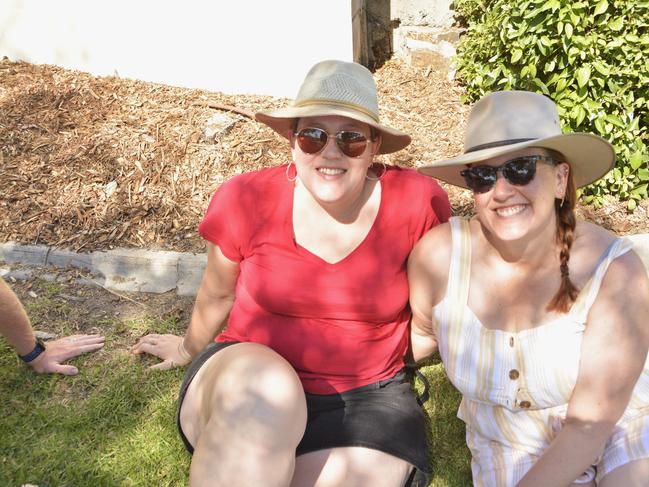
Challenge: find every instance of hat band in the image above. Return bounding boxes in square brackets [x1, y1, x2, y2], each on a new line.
[293, 98, 380, 124]
[465, 138, 534, 153]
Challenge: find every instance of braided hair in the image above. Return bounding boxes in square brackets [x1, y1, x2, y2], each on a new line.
[546, 156, 579, 313]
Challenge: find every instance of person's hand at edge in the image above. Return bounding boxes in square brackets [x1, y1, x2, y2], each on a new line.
[29, 334, 105, 375]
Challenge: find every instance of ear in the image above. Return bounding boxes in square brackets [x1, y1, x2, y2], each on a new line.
[555, 162, 569, 199]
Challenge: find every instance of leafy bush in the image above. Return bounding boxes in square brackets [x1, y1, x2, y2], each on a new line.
[453, 0, 649, 209]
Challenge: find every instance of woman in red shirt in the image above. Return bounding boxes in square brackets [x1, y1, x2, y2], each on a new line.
[133, 60, 451, 487]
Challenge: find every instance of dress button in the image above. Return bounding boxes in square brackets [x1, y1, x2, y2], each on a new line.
[509, 369, 520, 380]
[509, 336, 514, 347]
[519, 400, 531, 409]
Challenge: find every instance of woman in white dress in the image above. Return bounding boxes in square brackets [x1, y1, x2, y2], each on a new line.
[409, 90, 649, 486]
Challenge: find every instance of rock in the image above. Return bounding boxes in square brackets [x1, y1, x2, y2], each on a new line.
[34, 331, 57, 340]
[204, 113, 236, 141]
[104, 180, 118, 199]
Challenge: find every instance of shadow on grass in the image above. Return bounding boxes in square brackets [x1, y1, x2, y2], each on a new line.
[0, 339, 190, 486]
[415, 354, 472, 487]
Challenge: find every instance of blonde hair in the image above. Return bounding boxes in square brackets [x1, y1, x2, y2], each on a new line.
[546, 155, 579, 313]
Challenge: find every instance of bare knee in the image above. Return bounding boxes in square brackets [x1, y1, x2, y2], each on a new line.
[598, 458, 649, 486]
[216, 344, 306, 416]
[186, 343, 307, 448]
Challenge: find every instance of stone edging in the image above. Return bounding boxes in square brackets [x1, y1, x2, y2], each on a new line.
[0, 243, 206, 296]
[1, 234, 648, 297]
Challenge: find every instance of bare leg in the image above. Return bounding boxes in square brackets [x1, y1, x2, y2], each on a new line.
[179, 343, 308, 487]
[290, 447, 413, 487]
[598, 459, 649, 486]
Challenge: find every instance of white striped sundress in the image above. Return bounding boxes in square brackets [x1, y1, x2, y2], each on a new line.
[433, 217, 649, 486]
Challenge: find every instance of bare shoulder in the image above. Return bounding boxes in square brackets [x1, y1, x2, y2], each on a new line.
[410, 220, 453, 267]
[577, 219, 649, 314]
[569, 220, 617, 285]
[586, 233, 649, 357]
[599, 240, 649, 303]
[573, 219, 615, 252]
[409, 220, 454, 306]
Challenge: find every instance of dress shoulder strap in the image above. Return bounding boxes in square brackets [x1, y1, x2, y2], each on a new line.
[447, 217, 472, 308]
[439, 217, 474, 380]
[571, 238, 634, 322]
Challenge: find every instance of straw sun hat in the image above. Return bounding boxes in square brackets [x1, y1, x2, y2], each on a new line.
[418, 90, 615, 189]
[255, 60, 411, 154]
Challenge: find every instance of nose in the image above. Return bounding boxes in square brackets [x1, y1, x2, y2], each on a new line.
[320, 134, 343, 158]
[491, 170, 516, 198]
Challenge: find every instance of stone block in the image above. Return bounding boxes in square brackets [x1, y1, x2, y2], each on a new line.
[46, 248, 93, 270]
[391, 0, 454, 28]
[177, 253, 207, 296]
[0, 243, 49, 266]
[91, 248, 182, 293]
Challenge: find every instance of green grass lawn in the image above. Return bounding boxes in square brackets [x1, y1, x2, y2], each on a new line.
[1, 280, 471, 486]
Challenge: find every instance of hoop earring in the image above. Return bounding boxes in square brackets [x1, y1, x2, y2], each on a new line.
[286, 162, 297, 182]
[366, 161, 387, 181]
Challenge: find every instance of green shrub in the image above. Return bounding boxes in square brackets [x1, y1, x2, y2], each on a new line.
[454, 0, 649, 209]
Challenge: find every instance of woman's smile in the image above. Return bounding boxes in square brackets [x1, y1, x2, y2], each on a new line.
[494, 204, 528, 218]
[317, 167, 347, 177]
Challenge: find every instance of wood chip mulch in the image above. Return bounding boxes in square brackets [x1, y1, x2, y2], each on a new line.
[0, 58, 645, 253]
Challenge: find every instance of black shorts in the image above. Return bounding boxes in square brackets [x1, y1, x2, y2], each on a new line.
[177, 342, 431, 486]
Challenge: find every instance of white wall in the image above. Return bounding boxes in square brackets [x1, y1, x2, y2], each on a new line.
[391, 0, 454, 27]
[0, 0, 353, 98]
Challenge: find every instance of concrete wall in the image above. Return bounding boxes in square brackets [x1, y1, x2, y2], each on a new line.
[390, 0, 460, 78]
[392, 0, 454, 27]
[0, 0, 353, 98]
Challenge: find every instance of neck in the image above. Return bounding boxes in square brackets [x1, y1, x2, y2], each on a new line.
[479, 217, 558, 268]
[295, 179, 378, 224]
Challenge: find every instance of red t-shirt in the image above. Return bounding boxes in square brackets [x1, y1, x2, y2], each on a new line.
[198, 164, 451, 394]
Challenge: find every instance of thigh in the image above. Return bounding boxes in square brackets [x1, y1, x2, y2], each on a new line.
[598, 458, 649, 486]
[178, 341, 307, 450]
[291, 447, 413, 487]
[596, 413, 649, 485]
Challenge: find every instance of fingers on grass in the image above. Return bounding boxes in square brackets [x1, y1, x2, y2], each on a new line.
[70, 342, 105, 356]
[132, 342, 159, 357]
[67, 334, 104, 340]
[53, 364, 79, 376]
[149, 360, 175, 371]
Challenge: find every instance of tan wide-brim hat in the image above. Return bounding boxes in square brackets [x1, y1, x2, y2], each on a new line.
[255, 60, 411, 154]
[418, 90, 615, 189]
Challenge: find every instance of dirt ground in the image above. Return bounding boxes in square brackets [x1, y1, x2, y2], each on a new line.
[2, 57, 647, 257]
[6, 265, 194, 352]
[5, 267, 198, 392]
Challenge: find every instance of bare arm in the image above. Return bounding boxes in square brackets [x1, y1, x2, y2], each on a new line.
[407, 223, 452, 362]
[518, 250, 649, 486]
[0, 278, 104, 375]
[132, 243, 240, 370]
[0, 277, 37, 355]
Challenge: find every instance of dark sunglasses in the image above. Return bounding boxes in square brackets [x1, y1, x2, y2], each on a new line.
[460, 155, 558, 194]
[295, 127, 370, 158]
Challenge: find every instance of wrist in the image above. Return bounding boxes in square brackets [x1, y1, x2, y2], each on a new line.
[19, 338, 47, 363]
[177, 339, 193, 363]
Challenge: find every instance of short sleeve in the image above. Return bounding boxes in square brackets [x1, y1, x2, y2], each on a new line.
[198, 176, 250, 262]
[412, 175, 452, 242]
